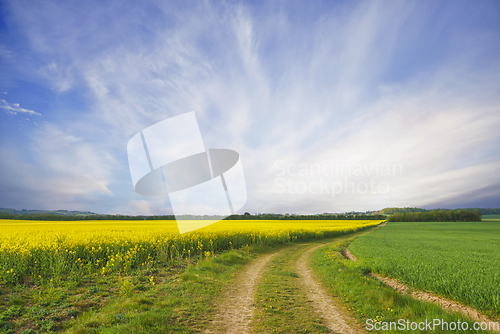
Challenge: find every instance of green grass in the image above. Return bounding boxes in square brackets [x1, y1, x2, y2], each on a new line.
[348, 221, 500, 319]
[0, 245, 270, 333]
[252, 228, 381, 333]
[311, 238, 495, 333]
[0, 231, 367, 333]
[252, 242, 331, 333]
[64, 248, 258, 333]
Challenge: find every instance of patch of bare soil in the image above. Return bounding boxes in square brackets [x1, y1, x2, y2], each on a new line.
[296, 244, 364, 334]
[206, 252, 279, 334]
[342, 249, 357, 262]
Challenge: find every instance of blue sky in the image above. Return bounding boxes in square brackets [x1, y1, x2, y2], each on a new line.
[1, 0, 499, 215]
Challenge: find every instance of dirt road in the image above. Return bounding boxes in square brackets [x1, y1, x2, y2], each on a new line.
[208, 240, 363, 333]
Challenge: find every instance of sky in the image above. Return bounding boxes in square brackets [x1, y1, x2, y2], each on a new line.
[0, 0, 499, 215]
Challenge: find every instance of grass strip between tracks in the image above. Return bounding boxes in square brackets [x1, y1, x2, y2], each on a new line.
[252, 242, 331, 333]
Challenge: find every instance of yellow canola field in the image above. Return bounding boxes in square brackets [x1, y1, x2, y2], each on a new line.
[0, 219, 382, 284]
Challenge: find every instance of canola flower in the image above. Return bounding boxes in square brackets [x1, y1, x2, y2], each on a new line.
[0, 219, 382, 285]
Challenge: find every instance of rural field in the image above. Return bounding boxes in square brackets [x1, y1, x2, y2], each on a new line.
[2, 0, 499, 333]
[0, 219, 378, 285]
[348, 221, 500, 318]
[1, 218, 499, 333]
[482, 215, 500, 221]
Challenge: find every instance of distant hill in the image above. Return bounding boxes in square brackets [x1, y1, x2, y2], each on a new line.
[0, 208, 98, 216]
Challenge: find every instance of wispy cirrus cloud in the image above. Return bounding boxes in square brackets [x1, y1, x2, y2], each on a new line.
[39, 62, 74, 93]
[0, 99, 40, 116]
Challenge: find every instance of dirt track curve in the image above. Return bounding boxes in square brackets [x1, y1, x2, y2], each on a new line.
[208, 241, 363, 333]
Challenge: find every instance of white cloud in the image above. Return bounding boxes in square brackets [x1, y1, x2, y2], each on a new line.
[0, 123, 119, 210]
[30, 123, 117, 195]
[39, 62, 74, 92]
[0, 99, 41, 116]
[2, 1, 499, 213]
[115, 199, 172, 216]
[0, 44, 12, 59]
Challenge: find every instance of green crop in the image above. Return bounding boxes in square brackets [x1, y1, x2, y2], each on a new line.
[349, 221, 500, 318]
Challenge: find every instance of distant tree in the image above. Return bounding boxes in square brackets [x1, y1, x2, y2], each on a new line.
[387, 209, 481, 222]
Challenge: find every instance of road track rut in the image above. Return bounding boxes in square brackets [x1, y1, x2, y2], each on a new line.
[296, 243, 364, 334]
[208, 241, 364, 333]
[206, 252, 279, 333]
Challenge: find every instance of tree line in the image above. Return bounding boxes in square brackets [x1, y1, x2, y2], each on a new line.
[223, 213, 386, 220]
[380, 207, 500, 215]
[387, 209, 482, 222]
[0, 212, 386, 221]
